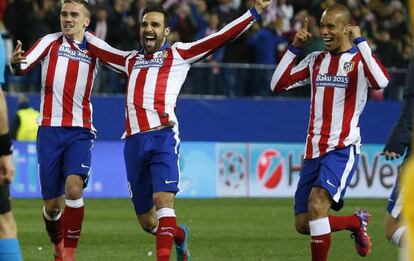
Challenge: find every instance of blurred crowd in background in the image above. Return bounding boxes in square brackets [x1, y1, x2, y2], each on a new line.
[0, 0, 412, 99]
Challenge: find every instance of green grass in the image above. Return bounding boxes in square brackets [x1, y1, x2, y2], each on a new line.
[13, 198, 398, 260]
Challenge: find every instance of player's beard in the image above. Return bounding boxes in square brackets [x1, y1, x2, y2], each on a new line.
[141, 33, 163, 54]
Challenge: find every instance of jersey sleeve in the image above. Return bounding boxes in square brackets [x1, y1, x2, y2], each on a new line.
[10, 33, 61, 75]
[172, 8, 258, 64]
[270, 46, 313, 92]
[354, 37, 390, 90]
[85, 32, 131, 76]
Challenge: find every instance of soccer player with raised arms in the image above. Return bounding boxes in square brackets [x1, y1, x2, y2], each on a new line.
[9, 0, 127, 260]
[271, 4, 389, 261]
[85, 0, 272, 260]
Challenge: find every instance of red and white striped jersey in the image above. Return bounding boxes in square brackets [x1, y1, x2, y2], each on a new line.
[12, 33, 101, 130]
[86, 8, 258, 137]
[271, 39, 390, 159]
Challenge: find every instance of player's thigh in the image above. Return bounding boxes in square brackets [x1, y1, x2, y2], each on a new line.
[316, 145, 359, 204]
[150, 129, 180, 194]
[37, 127, 65, 199]
[63, 128, 95, 183]
[294, 158, 320, 215]
[124, 136, 153, 215]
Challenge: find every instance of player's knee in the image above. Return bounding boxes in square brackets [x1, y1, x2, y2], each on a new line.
[44, 207, 61, 219]
[308, 191, 331, 218]
[65, 185, 83, 200]
[142, 224, 157, 234]
[65, 175, 84, 199]
[44, 199, 63, 217]
[307, 200, 323, 214]
[138, 219, 157, 235]
[153, 192, 174, 209]
[295, 222, 310, 235]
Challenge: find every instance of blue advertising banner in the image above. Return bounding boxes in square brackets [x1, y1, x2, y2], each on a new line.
[11, 141, 217, 198]
[177, 142, 216, 198]
[10, 141, 402, 199]
[11, 141, 129, 198]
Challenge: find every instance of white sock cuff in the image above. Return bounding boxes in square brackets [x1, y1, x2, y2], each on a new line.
[156, 208, 176, 219]
[309, 217, 331, 236]
[151, 223, 159, 235]
[65, 198, 84, 208]
[42, 206, 62, 221]
[391, 226, 406, 246]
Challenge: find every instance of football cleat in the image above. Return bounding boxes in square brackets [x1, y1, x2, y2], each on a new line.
[351, 210, 372, 257]
[175, 224, 191, 261]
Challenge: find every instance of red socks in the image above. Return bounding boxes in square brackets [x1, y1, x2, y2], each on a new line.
[43, 207, 63, 244]
[328, 215, 360, 232]
[62, 205, 84, 248]
[62, 198, 85, 259]
[156, 208, 183, 261]
[43, 207, 63, 257]
[156, 216, 176, 261]
[174, 225, 185, 245]
[311, 234, 331, 261]
[309, 217, 331, 261]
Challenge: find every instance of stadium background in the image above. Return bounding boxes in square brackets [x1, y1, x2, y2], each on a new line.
[5, 95, 405, 199]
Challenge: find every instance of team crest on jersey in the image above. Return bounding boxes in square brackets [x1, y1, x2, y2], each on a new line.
[343, 61, 355, 73]
[133, 50, 168, 69]
[160, 50, 168, 58]
[58, 46, 92, 64]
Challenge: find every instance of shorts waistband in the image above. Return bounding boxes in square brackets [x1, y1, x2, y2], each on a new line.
[140, 125, 172, 133]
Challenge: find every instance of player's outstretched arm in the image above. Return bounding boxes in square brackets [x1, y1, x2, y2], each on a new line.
[85, 32, 130, 76]
[255, 0, 272, 14]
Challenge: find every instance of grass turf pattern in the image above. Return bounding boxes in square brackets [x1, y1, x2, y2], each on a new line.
[13, 198, 398, 260]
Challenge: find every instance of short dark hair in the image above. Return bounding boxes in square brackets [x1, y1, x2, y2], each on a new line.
[325, 4, 351, 24]
[142, 5, 170, 27]
[62, 0, 90, 16]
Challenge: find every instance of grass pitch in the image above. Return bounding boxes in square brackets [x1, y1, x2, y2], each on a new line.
[13, 198, 398, 260]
